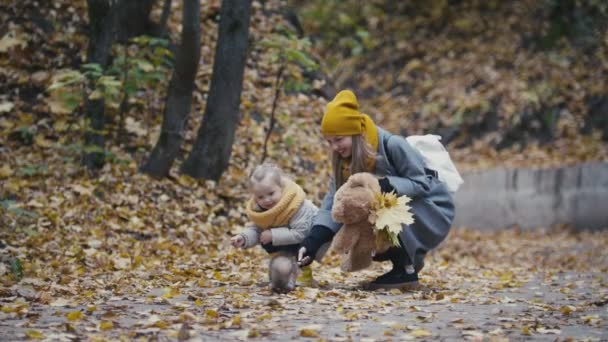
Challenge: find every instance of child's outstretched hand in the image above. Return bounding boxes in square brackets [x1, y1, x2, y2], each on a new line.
[231, 235, 245, 248]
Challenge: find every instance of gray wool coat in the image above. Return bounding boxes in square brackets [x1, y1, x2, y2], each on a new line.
[312, 127, 455, 271]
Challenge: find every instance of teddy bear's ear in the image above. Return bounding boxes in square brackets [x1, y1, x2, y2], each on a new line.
[347, 175, 366, 188]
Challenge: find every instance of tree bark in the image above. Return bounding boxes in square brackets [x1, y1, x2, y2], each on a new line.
[140, 0, 201, 179]
[115, 0, 157, 42]
[83, 0, 117, 170]
[180, 0, 253, 181]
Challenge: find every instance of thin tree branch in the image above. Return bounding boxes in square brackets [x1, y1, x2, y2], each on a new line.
[261, 63, 285, 164]
[158, 0, 172, 36]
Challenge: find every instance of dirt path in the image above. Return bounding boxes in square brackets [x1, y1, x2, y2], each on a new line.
[2, 228, 607, 341]
[1, 271, 606, 341]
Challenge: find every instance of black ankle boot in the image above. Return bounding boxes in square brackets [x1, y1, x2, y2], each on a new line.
[366, 247, 419, 290]
[367, 267, 419, 290]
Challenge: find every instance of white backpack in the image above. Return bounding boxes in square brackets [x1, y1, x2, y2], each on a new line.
[405, 134, 464, 194]
[384, 134, 463, 194]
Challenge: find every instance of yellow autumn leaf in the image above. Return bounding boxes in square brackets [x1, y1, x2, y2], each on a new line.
[344, 312, 359, 320]
[410, 328, 432, 337]
[300, 328, 319, 337]
[559, 305, 575, 315]
[53, 119, 69, 132]
[66, 311, 83, 321]
[25, 330, 45, 340]
[177, 174, 196, 187]
[34, 135, 53, 148]
[0, 165, 13, 178]
[71, 184, 93, 196]
[247, 329, 260, 338]
[257, 312, 272, 321]
[374, 195, 414, 236]
[205, 309, 218, 319]
[160, 288, 176, 299]
[100, 321, 114, 330]
[154, 320, 170, 329]
[46, 97, 74, 115]
[581, 315, 600, 324]
[405, 59, 423, 72]
[213, 271, 224, 281]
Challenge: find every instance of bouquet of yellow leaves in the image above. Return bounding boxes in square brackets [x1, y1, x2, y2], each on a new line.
[368, 192, 415, 248]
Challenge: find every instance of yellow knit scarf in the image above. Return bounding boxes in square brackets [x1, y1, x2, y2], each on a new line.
[246, 179, 305, 229]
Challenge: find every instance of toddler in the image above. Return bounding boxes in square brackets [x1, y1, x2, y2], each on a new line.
[231, 163, 318, 292]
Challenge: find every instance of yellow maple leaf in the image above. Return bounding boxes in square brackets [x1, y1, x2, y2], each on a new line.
[374, 195, 414, 240]
[410, 328, 432, 337]
[559, 305, 575, 315]
[300, 328, 319, 337]
[34, 135, 53, 148]
[154, 320, 170, 329]
[205, 309, 218, 319]
[66, 311, 83, 321]
[257, 312, 272, 321]
[25, 330, 44, 340]
[100, 321, 113, 330]
[247, 329, 261, 338]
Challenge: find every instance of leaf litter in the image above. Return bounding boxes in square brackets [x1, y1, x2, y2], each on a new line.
[1, 0, 607, 340]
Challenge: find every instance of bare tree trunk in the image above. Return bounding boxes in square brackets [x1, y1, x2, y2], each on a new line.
[115, 0, 157, 42]
[140, 0, 201, 179]
[180, 0, 252, 180]
[83, 0, 117, 170]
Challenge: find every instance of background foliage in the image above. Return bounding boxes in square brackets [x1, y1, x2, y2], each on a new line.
[294, 0, 608, 169]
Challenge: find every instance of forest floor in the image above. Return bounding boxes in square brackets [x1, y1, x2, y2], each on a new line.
[1, 227, 607, 341]
[2, 1, 608, 340]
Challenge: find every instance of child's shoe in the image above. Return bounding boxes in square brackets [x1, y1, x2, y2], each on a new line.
[296, 265, 318, 287]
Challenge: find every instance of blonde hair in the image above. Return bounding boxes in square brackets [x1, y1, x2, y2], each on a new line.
[332, 134, 376, 187]
[249, 163, 285, 189]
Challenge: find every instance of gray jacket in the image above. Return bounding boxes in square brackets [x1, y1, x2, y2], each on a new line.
[239, 199, 318, 248]
[313, 127, 455, 271]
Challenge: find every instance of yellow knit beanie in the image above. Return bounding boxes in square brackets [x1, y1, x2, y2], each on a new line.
[321, 90, 378, 151]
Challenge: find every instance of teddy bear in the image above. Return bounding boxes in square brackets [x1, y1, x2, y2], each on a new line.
[330, 172, 393, 272]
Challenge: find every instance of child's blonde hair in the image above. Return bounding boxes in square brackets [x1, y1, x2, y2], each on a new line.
[331, 134, 376, 187]
[249, 163, 285, 188]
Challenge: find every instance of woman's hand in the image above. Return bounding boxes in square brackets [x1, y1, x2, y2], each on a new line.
[260, 230, 272, 245]
[298, 246, 312, 267]
[231, 235, 245, 248]
[378, 177, 395, 193]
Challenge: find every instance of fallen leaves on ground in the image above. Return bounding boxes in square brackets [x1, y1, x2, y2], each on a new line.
[1, 0, 607, 340]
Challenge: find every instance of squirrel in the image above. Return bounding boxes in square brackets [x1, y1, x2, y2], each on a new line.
[268, 254, 297, 293]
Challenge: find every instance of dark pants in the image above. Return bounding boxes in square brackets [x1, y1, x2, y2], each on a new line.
[261, 242, 300, 256]
[373, 245, 413, 269]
